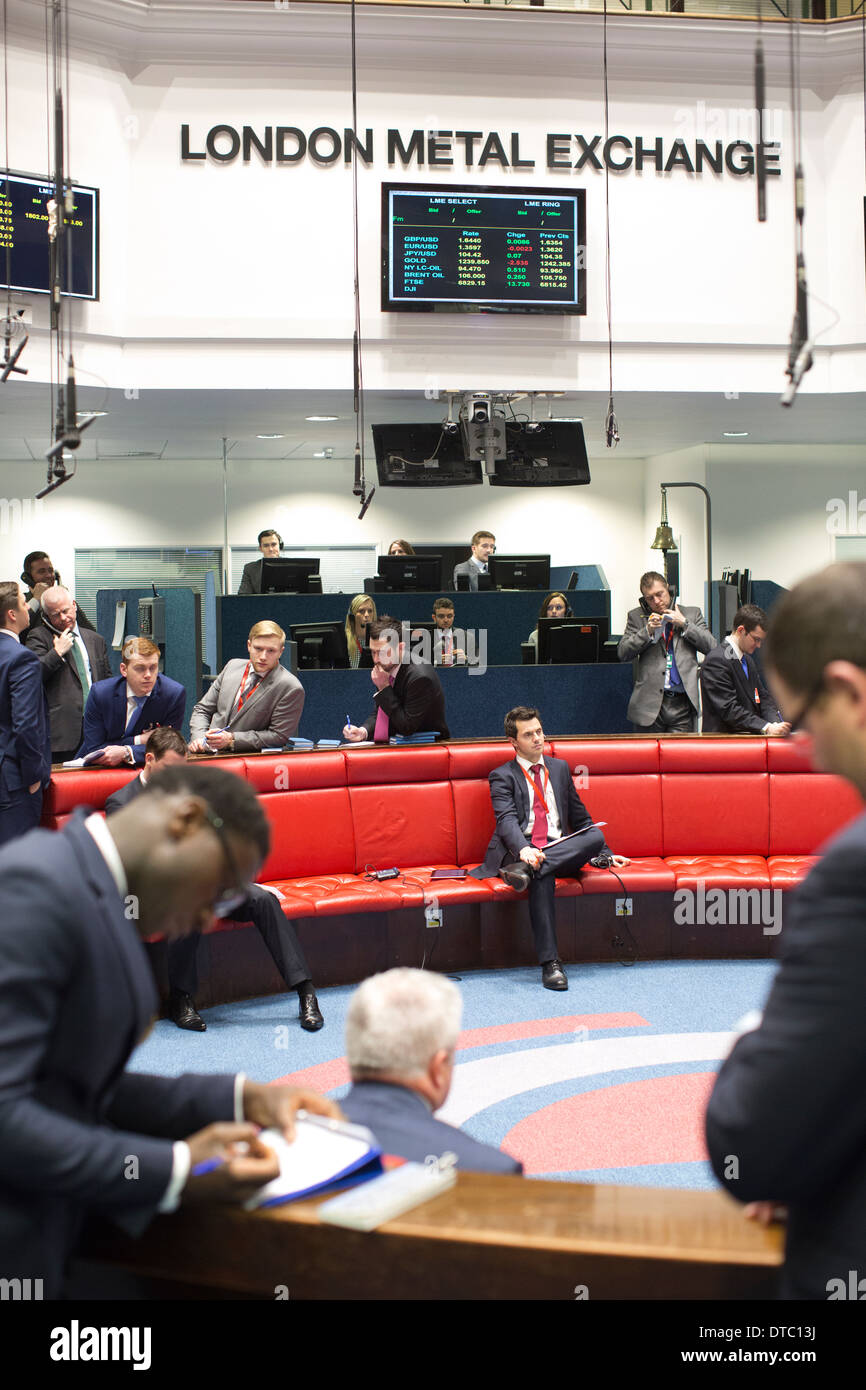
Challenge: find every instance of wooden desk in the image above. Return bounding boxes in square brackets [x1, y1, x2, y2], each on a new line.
[81, 1172, 783, 1300]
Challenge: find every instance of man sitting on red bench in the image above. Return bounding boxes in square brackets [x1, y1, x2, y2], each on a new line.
[471, 706, 629, 992]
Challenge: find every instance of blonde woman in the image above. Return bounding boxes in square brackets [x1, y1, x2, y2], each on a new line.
[344, 594, 377, 669]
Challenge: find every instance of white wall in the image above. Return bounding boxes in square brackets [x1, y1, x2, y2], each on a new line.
[6, 11, 865, 392]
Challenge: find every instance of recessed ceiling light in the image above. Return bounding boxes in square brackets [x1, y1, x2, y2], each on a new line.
[306, 415, 339, 422]
[78, 410, 108, 419]
[313, 447, 335, 459]
[723, 431, 749, 437]
[257, 433, 284, 439]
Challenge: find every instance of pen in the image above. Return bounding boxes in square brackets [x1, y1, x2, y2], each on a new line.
[191, 1156, 225, 1177]
[346, 713, 352, 729]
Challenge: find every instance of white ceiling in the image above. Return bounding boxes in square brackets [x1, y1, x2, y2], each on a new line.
[0, 382, 863, 465]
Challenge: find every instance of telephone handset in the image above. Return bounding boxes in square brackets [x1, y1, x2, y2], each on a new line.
[21, 566, 60, 587]
[640, 589, 676, 617]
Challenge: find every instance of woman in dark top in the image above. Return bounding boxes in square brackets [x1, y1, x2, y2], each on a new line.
[344, 594, 377, 668]
[526, 591, 573, 658]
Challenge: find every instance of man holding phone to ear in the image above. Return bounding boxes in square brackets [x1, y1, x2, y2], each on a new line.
[20, 552, 95, 639]
[617, 571, 716, 732]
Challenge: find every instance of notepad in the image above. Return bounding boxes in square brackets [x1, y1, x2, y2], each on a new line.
[243, 1115, 382, 1209]
[62, 749, 110, 769]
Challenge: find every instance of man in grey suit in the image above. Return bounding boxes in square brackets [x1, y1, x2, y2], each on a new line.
[617, 570, 716, 732]
[26, 586, 112, 761]
[237, 528, 282, 595]
[341, 968, 523, 1175]
[452, 529, 495, 591]
[189, 619, 304, 752]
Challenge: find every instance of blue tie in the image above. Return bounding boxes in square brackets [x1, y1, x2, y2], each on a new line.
[126, 695, 147, 732]
[741, 656, 748, 677]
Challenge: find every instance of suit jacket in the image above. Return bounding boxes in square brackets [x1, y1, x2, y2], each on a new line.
[452, 558, 488, 592]
[26, 623, 112, 754]
[0, 632, 51, 799]
[705, 810, 866, 1300]
[104, 770, 147, 813]
[361, 661, 450, 741]
[189, 659, 304, 751]
[470, 755, 612, 876]
[79, 673, 187, 766]
[0, 811, 236, 1296]
[341, 1080, 522, 1176]
[616, 604, 716, 724]
[700, 641, 782, 734]
[237, 559, 264, 596]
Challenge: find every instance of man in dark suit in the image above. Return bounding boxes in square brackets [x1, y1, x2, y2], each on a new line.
[342, 616, 450, 743]
[470, 706, 629, 990]
[700, 604, 791, 736]
[705, 561, 866, 1299]
[341, 968, 522, 1175]
[79, 635, 186, 766]
[0, 581, 51, 846]
[0, 761, 339, 1298]
[105, 727, 323, 1034]
[237, 528, 282, 595]
[452, 529, 495, 592]
[617, 571, 716, 732]
[20, 550, 95, 637]
[26, 585, 112, 761]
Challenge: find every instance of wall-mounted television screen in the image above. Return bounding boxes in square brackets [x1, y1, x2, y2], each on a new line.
[382, 182, 585, 315]
[0, 172, 99, 300]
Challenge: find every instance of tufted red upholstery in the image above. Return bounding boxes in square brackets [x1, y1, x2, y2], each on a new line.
[42, 737, 864, 939]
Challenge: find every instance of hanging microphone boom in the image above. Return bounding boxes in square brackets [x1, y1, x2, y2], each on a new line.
[357, 487, 375, 521]
[755, 39, 767, 223]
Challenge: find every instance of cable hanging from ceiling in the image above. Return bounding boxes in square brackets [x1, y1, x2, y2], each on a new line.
[1, 0, 29, 382]
[780, 0, 812, 407]
[602, 0, 619, 449]
[350, 0, 373, 520]
[39, 0, 98, 497]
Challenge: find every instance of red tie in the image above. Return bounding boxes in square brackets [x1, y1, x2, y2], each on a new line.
[530, 765, 548, 848]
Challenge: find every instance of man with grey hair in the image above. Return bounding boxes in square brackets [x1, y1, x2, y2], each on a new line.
[25, 586, 111, 761]
[340, 969, 522, 1175]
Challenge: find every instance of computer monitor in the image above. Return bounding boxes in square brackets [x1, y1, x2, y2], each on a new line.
[488, 555, 551, 590]
[372, 423, 482, 487]
[260, 558, 322, 594]
[536, 617, 601, 665]
[377, 555, 443, 592]
[490, 422, 591, 487]
[289, 621, 347, 669]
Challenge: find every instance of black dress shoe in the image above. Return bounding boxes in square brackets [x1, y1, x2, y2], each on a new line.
[541, 959, 568, 991]
[298, 988, 324, 1032]
[167, 990, 206, 1031]
[499, 861, 532, 891]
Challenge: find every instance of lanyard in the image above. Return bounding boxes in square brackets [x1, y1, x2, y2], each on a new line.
[520, 762, 549, 814]
[235, 662, 262, 712]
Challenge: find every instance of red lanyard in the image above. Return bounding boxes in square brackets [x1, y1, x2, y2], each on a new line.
[520, 762, 549, 814]
[235, 662, 261, 712]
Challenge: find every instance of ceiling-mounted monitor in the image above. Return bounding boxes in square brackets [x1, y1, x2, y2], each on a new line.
[372, 422, 483, 487]
[0, 171, 99, 300]
[490, 420, 591, 487]
[382, 182, 585, 315]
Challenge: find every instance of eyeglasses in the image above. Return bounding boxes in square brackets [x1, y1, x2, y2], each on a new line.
[201, 805, 252, 918]
[788, 674, 827, 735]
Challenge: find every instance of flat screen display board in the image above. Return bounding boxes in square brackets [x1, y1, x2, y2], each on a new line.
[382, 182, 585, 315]
[0, 172, 99, 300]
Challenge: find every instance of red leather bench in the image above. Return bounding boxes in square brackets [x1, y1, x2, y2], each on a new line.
[42, 737, 863, 1002]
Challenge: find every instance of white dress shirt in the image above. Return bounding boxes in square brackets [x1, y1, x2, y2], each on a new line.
[515, 754, 563, 841]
